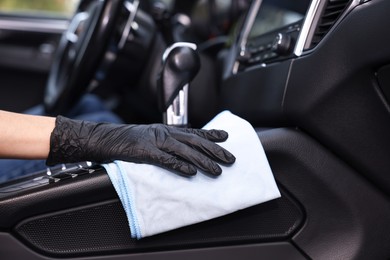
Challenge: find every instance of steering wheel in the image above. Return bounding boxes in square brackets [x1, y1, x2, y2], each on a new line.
[44, 0, 124, 116]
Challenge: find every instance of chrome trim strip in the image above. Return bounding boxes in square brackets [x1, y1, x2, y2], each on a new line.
[294, 0, 322, 56]
[66, 12, 89, 43]
[294, 0, 363, 57]
[0, 18, 68, 33]
[232, 0, 262, 74]
[162, 42, 197, 126]
[238, 0, 263, 53]
[119, 0, 140, 49]
[165, 84, 189, 126]
[162, 42, 197, 61]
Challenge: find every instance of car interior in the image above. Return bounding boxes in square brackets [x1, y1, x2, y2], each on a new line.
[1, 0, 390, 259]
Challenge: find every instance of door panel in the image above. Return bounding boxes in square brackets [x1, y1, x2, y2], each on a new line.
[1, 128, 389, 259]
[0, 0, 77, 112]
[0, 16, 67, 112]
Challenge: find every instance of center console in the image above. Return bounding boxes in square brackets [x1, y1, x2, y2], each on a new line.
[231, 0, 311, 74]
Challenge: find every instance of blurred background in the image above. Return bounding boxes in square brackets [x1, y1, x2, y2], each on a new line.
[0, 0, 79, 17]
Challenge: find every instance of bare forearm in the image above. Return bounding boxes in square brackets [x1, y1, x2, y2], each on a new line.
[0, 110, 55, 159]
[0, 110, 235, 176]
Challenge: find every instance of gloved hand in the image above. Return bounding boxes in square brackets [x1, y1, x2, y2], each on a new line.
[46, 116, 235, 177]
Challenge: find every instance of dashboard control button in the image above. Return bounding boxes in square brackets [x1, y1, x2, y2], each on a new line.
[237, 49, 251, 63]
[271, 33, 291, 55]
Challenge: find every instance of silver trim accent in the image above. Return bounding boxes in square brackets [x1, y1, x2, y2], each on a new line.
[294, 0, 323, 56]
[162, 42, 197, 61]
[119, 0, 140, 49]
[162, 42, 197, 126]
[66, 12, 89, 43]
[238, 0, 263, 54]
[294, 0, 362, 57]
[165, 84, 189, 126]
[232, 0, 263, 74]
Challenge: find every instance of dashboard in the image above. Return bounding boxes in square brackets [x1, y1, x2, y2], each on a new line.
[235, 0, 310, 72]
[226, 0, 362, 75]
[232, 0, 311, 73]
[220, 0, 364, 126]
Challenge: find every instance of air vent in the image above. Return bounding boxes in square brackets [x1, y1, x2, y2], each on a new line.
[310, 0, 352, 47]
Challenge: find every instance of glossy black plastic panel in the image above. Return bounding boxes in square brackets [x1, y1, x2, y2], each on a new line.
[220, 60, 291, 126]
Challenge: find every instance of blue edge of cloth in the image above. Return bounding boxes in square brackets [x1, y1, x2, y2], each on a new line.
[105, 161, 142, 239]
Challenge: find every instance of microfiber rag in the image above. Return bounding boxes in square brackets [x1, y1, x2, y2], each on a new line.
[103, 111, 281, 239]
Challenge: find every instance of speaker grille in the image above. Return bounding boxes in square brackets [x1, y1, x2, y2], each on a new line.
[15, 189, 303, 257]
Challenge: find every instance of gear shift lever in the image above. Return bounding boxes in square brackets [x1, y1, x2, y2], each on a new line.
[159, 42, 200, 127]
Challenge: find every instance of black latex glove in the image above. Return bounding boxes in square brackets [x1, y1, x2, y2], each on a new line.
[47, 116, 235, 177]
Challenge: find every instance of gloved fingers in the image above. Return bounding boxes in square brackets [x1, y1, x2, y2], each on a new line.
[180, 128, 229, 142]
[161, 137, 223, 176]
[172, 132, 236, 165]
[146, 148, 197, 177]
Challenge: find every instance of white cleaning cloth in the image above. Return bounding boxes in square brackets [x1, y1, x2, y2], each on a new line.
[103, 111, 280, 239]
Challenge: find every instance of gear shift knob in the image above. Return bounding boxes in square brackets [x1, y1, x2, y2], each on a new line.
[159, 42, 200, 126]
